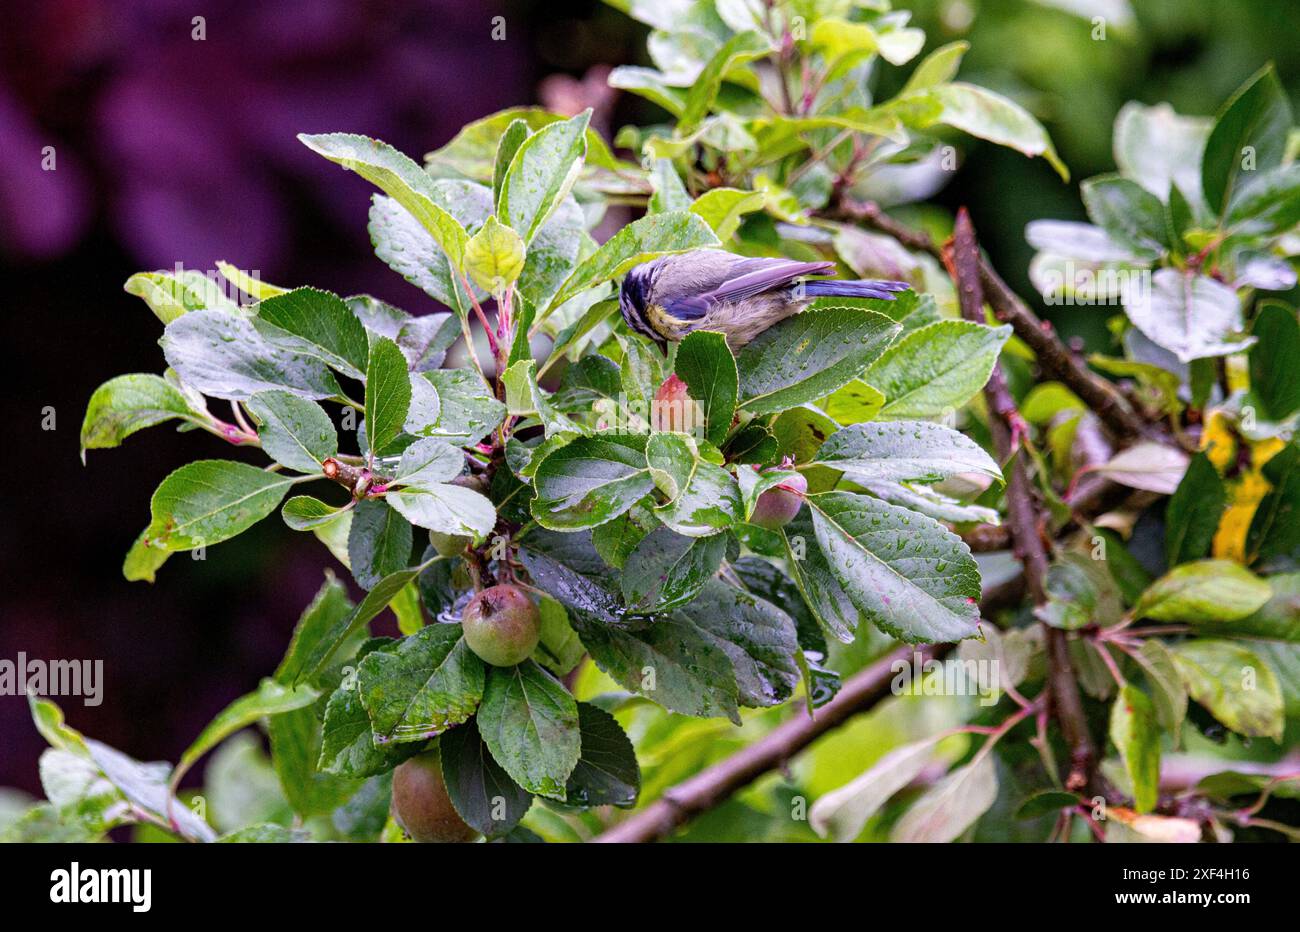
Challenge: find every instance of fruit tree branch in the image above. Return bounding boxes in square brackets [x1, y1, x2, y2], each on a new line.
[591, 643, 944, 843]
[830, 197, 1148, 441]
[946, 209, 1096, 793]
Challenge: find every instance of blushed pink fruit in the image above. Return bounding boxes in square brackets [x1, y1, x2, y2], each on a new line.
[653, 373, 692, 433]
[391, 750, 479, 843]
[461, 584, 541, 667]
[750, 471, 808, 529]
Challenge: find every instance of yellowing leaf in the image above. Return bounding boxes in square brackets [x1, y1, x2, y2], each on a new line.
[464, 215, 526, 294]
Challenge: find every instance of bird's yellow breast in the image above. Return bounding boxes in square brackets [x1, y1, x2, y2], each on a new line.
[646, 302, 692, 341]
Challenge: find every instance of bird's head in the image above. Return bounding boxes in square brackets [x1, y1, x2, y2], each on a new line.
[619, 261, 666, 345]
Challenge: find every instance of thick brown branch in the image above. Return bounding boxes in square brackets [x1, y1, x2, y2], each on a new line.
[831, 197, 1147, 441]
[948, 209, 1096, 794]
[592, 643, 945, 843]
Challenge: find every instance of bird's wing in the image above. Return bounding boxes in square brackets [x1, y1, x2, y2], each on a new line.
[661, 256, 835, 320]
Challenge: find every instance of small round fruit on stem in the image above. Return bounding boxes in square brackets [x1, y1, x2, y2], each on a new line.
[390, 749, 479, 843]
[749, 471, 808, 529]
[653, 373, 692, 433]
[461, 584, 541, 667]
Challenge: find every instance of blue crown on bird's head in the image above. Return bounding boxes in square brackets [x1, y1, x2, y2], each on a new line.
[619, 262, 661, 342]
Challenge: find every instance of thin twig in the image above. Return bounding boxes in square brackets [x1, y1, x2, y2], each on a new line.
[591, 643, 946, 843]
[946, 208, 1097, 794]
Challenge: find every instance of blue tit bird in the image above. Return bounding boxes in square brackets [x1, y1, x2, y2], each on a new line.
[619, 248, 909, 351]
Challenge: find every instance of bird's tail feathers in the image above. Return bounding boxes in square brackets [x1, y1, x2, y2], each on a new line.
[801, 279, 910, 300]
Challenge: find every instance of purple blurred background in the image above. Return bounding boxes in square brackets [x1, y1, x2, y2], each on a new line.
[0, 0, 638, 793]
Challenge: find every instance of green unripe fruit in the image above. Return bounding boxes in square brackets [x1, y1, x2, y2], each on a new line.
[462, 584, 540, 667]
[750, 472, 807, 529]
[390, 750, 479, 843]
[428, 530, 469, 557]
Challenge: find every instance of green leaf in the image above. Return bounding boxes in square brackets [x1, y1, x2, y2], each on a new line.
[348, 500, 413, 590]
[390, 438, 463, 488]
[1093, 441, 1190, 495]
[299, 132, 470, 267]
[1249, 302, 1300, 422]
[123, 530, 171, 583]
[162, 309, 341, 401]
[929, 82, 1068, 180]
[464, 215, 527, 294]
[477, 662, 580, 800]
[1132, 639, 1188, 742]
[1225, 163, 1300, 236]
[863, 320, 1011, 419]
[124, 269, 239, 324]
[281, 496, 346, 531]
[679, 31, 770, 131]
[247, 390, 337, 473]
[860, 479, 999, 526]
[143, 460, 298, 550]
[532, 596, 586, 676]
[80, 374, 196, 458]
[1171, 640, 1284, 740]
[364, 338, 412, 457]
[807, 492, 981, 643]
[621, 525, 727, 612]
[782, 513, 859, 643]
[292, 564, 430, 684]
[564, 703, 640, 808]
[1080, 175, 1168, 254]
[568, 607, 741, 722]
[1112, 101, 1210, 201]
[675, 579, 799, 707]
[173, 679, 319, 788]
[531, 435, 655, 530]
[387, 484, 496, 539]
[645, 433, 742, 536]
[517, 531, 629, 626]
[673, 330, 738, 446]
[1134, 560, 1271, 622]
[439, 717, 532, 835]
[735, 465, 798, 522]
[737, 306, 899, 414]
[1201, 65, 1292, 216]
[369, 185, 489, 314]
[688, 187, 764, 240]
[1165, 451, 1226, 566]
[492, 118, 531, 208]
[549, 211, 719, 311]
[411, 369, 506, 445]
[811, 736, 943, 841]
[266, 703, 362, 817]
[499, 110, 590, 244]
[318, 677, 421, 777]
[519, 197, 589, 311]
[357, 625, 487, 744]
[1110, 684, 1161, 814]
[815, 421, 1001, 485]
[900, 40, 969, 94]
[890, 753, 998, 842]
[503, 359, 583, 437]
[1037, 552, 1123, 630]
[1123, 268, 1247, 363]
[1247, 443, 1300, 563]
[216, 261, 288, 300]
[256, 287, 370, 379]
[274, 575, 355, 686]
[821, 379, 886, 425]
[607, 66, 687, 116]
[833, 226, 922, 283]
[30, 697, 215, 842]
